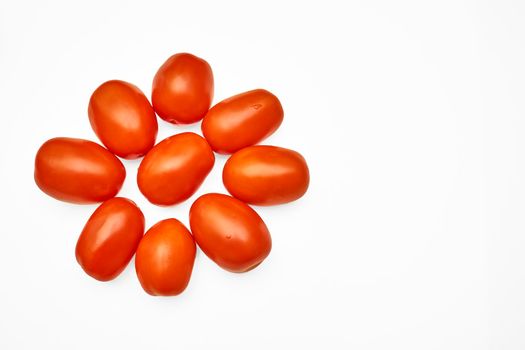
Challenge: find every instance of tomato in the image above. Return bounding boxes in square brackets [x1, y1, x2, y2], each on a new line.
[135, 218, 196, 296]
[137, 132, 215, 206]
[75, 197, 144, 281]
[88, 80, 158, 159]
[152, 53, 213, 124]
[201, 89, 283, 154]
[189, 193, 272, 273]
[34, 137, 126, 204]
[223, 145, 309, 205]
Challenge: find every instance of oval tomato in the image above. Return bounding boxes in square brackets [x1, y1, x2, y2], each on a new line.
[223, 145, 309, 205]
[76, 197, 144, 281]
[135, 218, 196, 296]
[152, 53, 213, 124]
[88, 80, 158, 159]
[201, 89, 283, 154]
[189, 193, 272, 273]
[34, 137, 126, 204]
[137, 132, 215, 206]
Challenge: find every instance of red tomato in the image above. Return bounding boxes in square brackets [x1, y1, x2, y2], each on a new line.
[137, 132, 215, 206]
[201, 89, 283, 154]
[223, 145, 309, 205]
[88, 80, 158, 159]
[76, 197, 144, 281]
[152, 53, 214, 124]
[34, 137, 126, 204]
[189, 193, 272, 273]
[135, 218, 196, 296]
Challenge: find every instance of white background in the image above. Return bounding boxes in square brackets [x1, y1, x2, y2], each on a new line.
[0, 0, 523, 349]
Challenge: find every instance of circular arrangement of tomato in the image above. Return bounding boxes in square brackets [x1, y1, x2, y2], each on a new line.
[34, 52, 309, 297]
[89, 80, 158, 159]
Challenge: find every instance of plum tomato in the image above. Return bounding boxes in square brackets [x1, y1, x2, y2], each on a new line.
[34, 137, 126, 204]
[223, 145, 309, 205]
[152, 53, 213, 124]
[137, 132, 215, 206]
[76, 197, 145, 281]
[189, 193, 272, 273]
[135, 218, 196, 296]
[88, 80, 158, 159]
[201, 89, 283, 154]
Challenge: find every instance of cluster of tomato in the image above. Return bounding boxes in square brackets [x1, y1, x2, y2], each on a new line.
[34, 53, 310, 296]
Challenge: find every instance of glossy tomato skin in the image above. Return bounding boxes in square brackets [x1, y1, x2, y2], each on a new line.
[152, 53, 214, 124]
[76, 197, 145, 281]
[88, 80, 158, 159]
[201, 89, 283, 154]
[34, 137, 126, 204]
[223, 145, 309, 205]
[135, 219, 196, 296]
[137, 132, 214, 206]
[189, 193, 272, 273]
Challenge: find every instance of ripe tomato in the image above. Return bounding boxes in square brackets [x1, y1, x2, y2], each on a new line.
[223, 145, 309, 205]
[88, 80, 158, 159]
[152, 53, 213, 124]
[34, 137, 126, 204]
[137, 132, 214, 206]
[201, 89, 283, 154]
[135, 218, 196, 296]
[76, 197, 144, 281]
[189, 193, 272, 273]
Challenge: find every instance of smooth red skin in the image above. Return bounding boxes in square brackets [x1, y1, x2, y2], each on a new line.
[189, 193, 272, 273]
[135, 219, 196, 296]
[152, 53, 214, 124]
[88, 80, 158, 159]
[137, 132, 215, 206]
[34, 137, 126, 204]
[76, 198, 145, 281]
[201, 89, 283, 154]
[223, 145, 310, 205]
